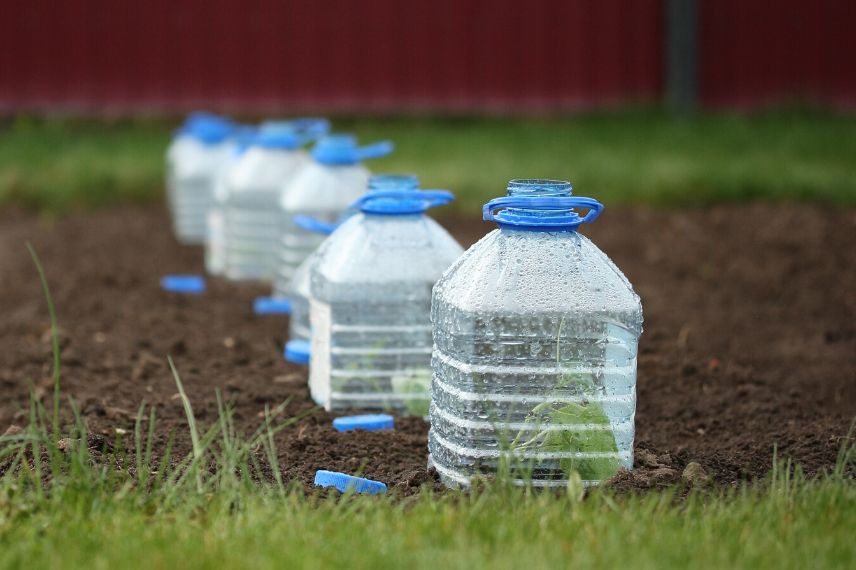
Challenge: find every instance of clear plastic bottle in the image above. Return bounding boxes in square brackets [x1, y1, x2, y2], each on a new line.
[166, 113, 235, 245]
[283, 174, 420, 365]
[220, 119, 329, 282]
[282, 220, 335, 365]
[205, 125, 257, 275]
[273, 134, 393, 296]
[309, 188, 463, 414]
[428, 179, 643, 488]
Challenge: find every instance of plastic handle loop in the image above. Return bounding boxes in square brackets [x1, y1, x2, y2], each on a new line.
[290, 118, 331, 146]
[483, 196, 603, 227]
[356, 140, 394, 161]
[293, 214, 338, 235]
[353, 189, 454, 213]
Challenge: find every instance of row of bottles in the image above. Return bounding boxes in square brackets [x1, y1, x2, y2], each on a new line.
[165, 114, 642, 489]
[166, 114, 392, 292]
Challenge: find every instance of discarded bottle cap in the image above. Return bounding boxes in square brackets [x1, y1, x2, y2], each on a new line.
[333, 414, 394, 432]
[160, 275, 206, 294]
[284, 339, 311, 365]
[314, 470, 387, 495]
[253, 297, 292, 315]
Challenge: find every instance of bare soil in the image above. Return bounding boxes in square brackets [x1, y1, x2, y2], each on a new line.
[0, 204, 854, 493]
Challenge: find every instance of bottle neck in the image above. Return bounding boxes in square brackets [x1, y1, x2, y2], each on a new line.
[505, 179, 573, 221]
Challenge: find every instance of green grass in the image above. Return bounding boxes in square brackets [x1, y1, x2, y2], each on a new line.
[2, 109, 856, 213]
[1, 120, 855, 569]
[0, 247, 853, 569]
[1, 465, 854, 569]
[1, 387, 854, 570]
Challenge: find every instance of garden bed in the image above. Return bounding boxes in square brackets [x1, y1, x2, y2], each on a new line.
[0, 204, 853, 493]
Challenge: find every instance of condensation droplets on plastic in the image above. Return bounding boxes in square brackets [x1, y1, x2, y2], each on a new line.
[428, 179, 643, 488]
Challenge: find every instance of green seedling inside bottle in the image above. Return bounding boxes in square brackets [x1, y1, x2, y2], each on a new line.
[510, 317, 620, 481]
[338, 338, 431, 415]
[391, 369, 432, 417]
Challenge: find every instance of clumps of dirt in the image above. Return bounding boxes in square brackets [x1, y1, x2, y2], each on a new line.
[603, 448, 714, 493]
[0, 204, 854, 494]
[604, 446, 681, 492]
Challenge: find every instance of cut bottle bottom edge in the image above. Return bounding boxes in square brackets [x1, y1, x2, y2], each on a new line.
[428, 456, 606, 488]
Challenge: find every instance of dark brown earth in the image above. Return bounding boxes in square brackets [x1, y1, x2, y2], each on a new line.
[0, 204, 854, 494]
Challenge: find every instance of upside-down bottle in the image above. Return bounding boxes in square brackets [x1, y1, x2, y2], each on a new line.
[273, 134, 393, 296]
[166, 113, 235, 245]
[428, 179, 642, 488]
[283, 174, 421, 365]
[220, 119, 329, 281]
[308, 188, 463, 414]
[205, 125, 257, 275]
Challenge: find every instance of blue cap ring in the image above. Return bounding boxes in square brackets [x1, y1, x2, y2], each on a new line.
[180, 114, 234, 145]
[356, 189, 454, 215]
[160, 275, 206, 294]
[253, 297, 292, 315]
[333, 414, 395, 432]
[314, 470, 388, 495]
[284, 339, 311, 365]
[483, 196, 603, 231]
[253, 118, 330, 149]
[311, 135, 394, 165]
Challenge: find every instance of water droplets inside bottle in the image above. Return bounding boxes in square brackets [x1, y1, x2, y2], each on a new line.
[272, 134, 393, 298]
[166, 113, 236, 245]
[428, 179, 643, 488]
[219, 119, 328, 282]
[308, 187, 463, 415]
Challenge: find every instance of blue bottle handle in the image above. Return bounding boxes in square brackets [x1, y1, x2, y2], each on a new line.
[356, 140, 394, 161]
[293, 214, 338, 235]
[290, 118, 330, 146]
[483, 196, 603, 226]
[353, 189, 454, 213]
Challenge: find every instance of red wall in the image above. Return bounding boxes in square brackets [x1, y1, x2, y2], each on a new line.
[0, 0, 662, 113]
[1, 0, 854, 113]
[699, 0, 856, 108]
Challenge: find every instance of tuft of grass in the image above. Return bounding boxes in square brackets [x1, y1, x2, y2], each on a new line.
[0, 432, 854, 570]
[2, 109, 856, 213]
[25, 244, 61, 441]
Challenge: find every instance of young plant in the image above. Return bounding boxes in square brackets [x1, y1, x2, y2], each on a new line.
[509, 317, 620, 482]
[342, 338, 431, 416]
[390, 369, 432, 417]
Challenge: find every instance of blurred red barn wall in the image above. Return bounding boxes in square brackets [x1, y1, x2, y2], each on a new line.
[0, 0, 853, 113]
[699, 0, 856, 108]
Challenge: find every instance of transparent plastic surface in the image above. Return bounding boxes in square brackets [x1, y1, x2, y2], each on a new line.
[288, 251, 315, 342]
[221, 147, 309, 281]
[205, 153, 241, 275]
[309, 213, 464, 414]
[204, 206, 226, 275]
[273, 162, 370, 297]
[282, 174, 421, 345]
[428, 226, 643, 488]
[166, 137, 233, 245]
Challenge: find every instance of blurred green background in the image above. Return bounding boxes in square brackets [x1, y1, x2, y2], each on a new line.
[2, 109, 855, 214]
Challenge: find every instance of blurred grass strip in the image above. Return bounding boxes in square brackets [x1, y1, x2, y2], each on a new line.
[1, 109, 855, 213]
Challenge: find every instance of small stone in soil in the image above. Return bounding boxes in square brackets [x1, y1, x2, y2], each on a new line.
[650, 467, 679, 483]
[636, 449, 661, 468]
[682, 461, 710, 486]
